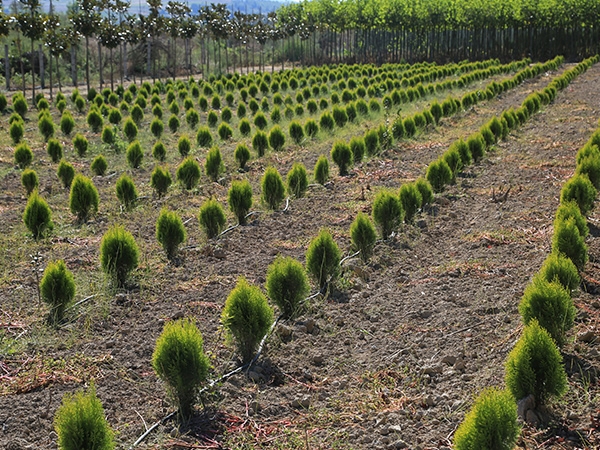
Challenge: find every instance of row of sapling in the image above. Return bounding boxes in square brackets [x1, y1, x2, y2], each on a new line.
[452, 56, 598, 449]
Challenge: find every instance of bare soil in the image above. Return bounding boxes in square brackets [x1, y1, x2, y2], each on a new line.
[0, 63, 599, 450]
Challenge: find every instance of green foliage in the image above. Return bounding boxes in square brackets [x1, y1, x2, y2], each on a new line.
[9, 119, 24, 144]
[40, 260, 76, 324]
[306, 229, 341, 289]
[126, 141, 144, 169]
[399, 183, 423, 223]
[177, 157, 201, 190]
[221, 277, 274, 363]
[130, 105, 144, 125]
[152, 318, 209, 418]
[505, 320, 567, 404]
[453, 388, 519, 450]
[430, 101, 443, 124]
[575, 155, 600, 190]
[13, 93, 28, 118]
[150, 118, 164, 139]
[199, 198, 227, 239]
[287, 162, 308, 199]
[205, 146, 224, 182]
[168, 114, 180, 133]
[560, 174, 597, 215]
[305, 119, 319, 138]
[178, 135, 192, 158]
[426, 158, 453, 192]
[101, 126, 115, 146]
[234, 144, 251, 170]
[350, 212, 377, 262]
[54, 384, 115, 450]
[350, 136, 366, 164]
[480, 125, 496, 147]
[268, 126, 286, 152]
[115, 174, 138, 210]
[228, 180, 253, 225]
[442, 147, 463, 180]
[100, 225, 139, 287]
[254, 112, 268, 130]
[314, 155, 329, 185]
[289, 121, 305, 145]
[372, 190, 403, 238]
[266, 256, 309, 319]
[91, 155, 108, 176]
[87, 109, 104, 133]
[70, 174, 99, 222]
[21, 168, 38, 196]
[23, 191, 53, 239]
[467, 134, 486, 162]
[217, 123, 233, 141]
[415, 178, 434, 206]
[403, 116, 417, 137]
[123, 117, 138, 142]
[108, 108, 122, 125]
[552, 216, 588, 271]
[238, 119, 251, 136]
[261, 167, 286, 210]
[14, 142, 33, 169]
[538, 253, 580, 292]
[151, 165, 172, 197]
[364, 129, 379, 156]
[206, 110, 218, 128]
[156, 208, 186, 260]
[196, 126, 213, 148]
[252, 131, 269, 157]
[72, 133, 88, 157]
[150, 141, 165, 161]
[60, 111, 76, 136]
[555, 200, 588, 238]
[57, 160, 75, 189]
[319, 112, 335, 132]
[46, 138, 63, 163]
[519, 277, 575, 347]
[452, 139, 472, 167]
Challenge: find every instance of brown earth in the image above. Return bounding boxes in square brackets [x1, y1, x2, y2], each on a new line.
[0, 63, 599, 450]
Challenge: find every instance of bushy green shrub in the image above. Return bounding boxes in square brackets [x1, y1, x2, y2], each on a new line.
[399, 183, 423, 223]
[101, 126, 115, 146]
[453, 388, 519, 450]
[480, 125, 496, 147]
[403, 116, 417, 138]
[91, 155, 108, 176]
[57, 160, 75, 189]
[314, 155, 329, 185]
[287, 162, 308, 198]
[206, 110, 218, 128]
[44, 138, 63, 163]
[505, 319, 567, 404]
[40, 259, 76, 324]
[126, 141, 144, 169]
[123, 117, 138, 142]
[268, 126, 286, 152]
[115, 174, 138, 210]
[372, 190, 403, 239]
[576, 143, 600, 165]
[306, 229, 341, 289]
[187, 108, 201, 129]
[415, 178, 434, 206]
[364, 130, 379, 156]
[176, 157, 201, 190]
[156, 208, 186, 260]
[252, 131, 269, 157]
[331, 141, 353, 176]
[442, 147, 463, 180]
[152, 318, 209, 418]
[130, 104, 144, 124]
[261, 167, 285, 209]
[555, 200, 588, 238]
[13, 93, 28, 118]
[266, 256, 309, 319]
[350, 212, 377, 263]
[72, 133, 88, 157]
[87, 109, 103, 133]
[289, 121, 305, 145]
[14, 142, 33, 169]
[218, 122, 233, 141]
[519, 277, 575, 347]
[319, 112, 335, 132]
[221, 277, 274, 363]
[426, 158, 453, 192]
[453, 139, 472, 167]
[178, 135, 192, 158]
[108, 108, 122, 125]
[168, 114, 180, 133]
[238, 119, 251, 136]
[305, 119, 319, 138]
[430, 101, 443, 124]
[552, 216, 588, 271]
[60, 111, 76, 136]
[9, 119, 24, 144]
[467, 134, 486, 162]
[151, 165, 172, 197]
[70, 174, 99, 222]
[253, 112, 268, 130]
[21, 169, 38, 196]
[149, 118, 164, 139]
[199, 198, 227, 239]
[23, 191, 53, 239]
[228, 180, 253, 224]
[205, 146, 224, 182]
[100, 225, 139, 287]
[350, 137, 366, 164]
[54, 384, 115, 450]
[538, 252, 580, 292]
[560, 174, 597, 215]
[149, 141, 165, 161]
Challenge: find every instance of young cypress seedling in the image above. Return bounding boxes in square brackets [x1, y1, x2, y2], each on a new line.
[198, 198, 227, 239]
[399, 183, 423, 223]
[266, 256, 309, 319]
[156, 208, 186, 260]
[287, 163, 308, 198]
[73, 133, 88, 157]
[70, 174, 99, 222]
[100, 225, 139, 287]
[314, 155, 329, 185]
[261, 167, 286, 210]
[115, 174, 138, 210]
[350, 212, 377, 263]
[23, 191, 53, 239]
[228, 180, 253, 224]
[234, 144, 251, 170]
[40, 260, 76, 324]
[372, 190, 403, 239]
[330, 141, 354, 176]
[57, 160, 75, 189]
[306, 229, 341, 289]
[151, 165, 172, 197]
[91, 155, 108, 176]
[426, 158, 453, 192]
[14, 142, 33, 169]
[552, 216, 588, 271]
[21, 169, 39, 196]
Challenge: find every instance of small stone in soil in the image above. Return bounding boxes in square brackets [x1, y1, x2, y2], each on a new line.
[578, 330, 596, 343]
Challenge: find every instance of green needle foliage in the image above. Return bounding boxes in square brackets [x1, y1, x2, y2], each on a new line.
[21, 169, 39, 196]
[552, 216, 588, 271]
[426, 158, 453, 192]
[73, 133, 88, 157]
[453, 388, 519, 450]
[38, 113, 55, 141]
[268, 125, 286, 151]
[45, 139, 63, 164]
[467, 133, 486, 162]
[555, 200, 588, 238]
[126, 141, 144, 169]
[87, 109, 103, 133]
[23, 191, 53, 239]
[69, 175, 99, 222]
[205, 146, 224, 182]
[40, 260, 76, 324]
[100, 225, 139, 287]
[153, 141, 167, 161]
[177, 157, 201, 190]
[14, 142, 33, 169]
[331, 141, 353, 176]
[123, 117, 138, 142]
[538, 252, 580, 292]
[198, 198, 227, 239]
[196, 126, 213, 148]
[228, 180, 253, 225]
[54, 384, 115, 450]
[266, 256, 310, 319]
[252, 131, 269, 157]
[9, 119, 24, 144]
[399, 183, 423, 223]
[314, 155, 330, 185]
[91, 155, 108, 176]
[560, 174, 597, 215]
[287, 163, 308, 198]
[415, 178, 434, 206]
[505, 319, 567, 404]
[350, 212, 377, 262]
[234, 144, 251, 170]
[306, 228, 341, 289]
[156, 208, 186, 260]
[442, 147, 463, 181]
[261, 167, 286, 210]
[57, 160, 75, 189]
[151, 166, 172, 197]
[518, 277, 576, 347]
[289, 121, 305, 145]
[115, 174, 138, 210]
[152, 318, 210, 419]
[221, 277, 274, 363]
[372, 190, 403, 239]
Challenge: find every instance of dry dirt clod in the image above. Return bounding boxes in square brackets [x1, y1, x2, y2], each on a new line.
[577, 330, 597, 343]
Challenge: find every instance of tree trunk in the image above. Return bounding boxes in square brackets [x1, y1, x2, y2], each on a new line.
[71, 45, 77, 87]
[4, 44, 9, 90]
[85, 36, 90, 93]
[98, 40, 103, 90]
[110, 47, 114, 91]
[30, 38, 36, 104]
